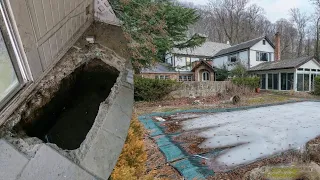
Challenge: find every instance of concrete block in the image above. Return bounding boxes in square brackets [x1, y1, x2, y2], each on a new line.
[81, 130, 126, 180]
[18, 145, 96, 180]
[0, 139, 29, 180]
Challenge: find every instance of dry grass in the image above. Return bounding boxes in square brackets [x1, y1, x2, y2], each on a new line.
[111, 114, 155, 180]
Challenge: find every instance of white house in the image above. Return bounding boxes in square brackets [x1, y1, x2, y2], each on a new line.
[166, 41, 230, 71]
[212, 36, 275, 70]
[250, 56, 320, 92]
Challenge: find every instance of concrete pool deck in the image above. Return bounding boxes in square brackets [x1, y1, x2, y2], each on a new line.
[139, 100, 320, 180]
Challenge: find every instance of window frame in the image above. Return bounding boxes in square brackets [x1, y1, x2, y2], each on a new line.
[257, 51, 270, 62]
[0, 1, 27, 110]
[202, 71, 210, 81]
[228, 54, 238, 63]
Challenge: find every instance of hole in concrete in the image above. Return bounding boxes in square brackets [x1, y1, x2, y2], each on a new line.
[16, 59, 119, 150]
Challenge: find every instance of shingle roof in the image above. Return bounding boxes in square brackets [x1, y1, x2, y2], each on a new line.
[172, 41, 231, 57]
[191, 60, 215, 72]
[214, 36, 275, 57]
[140, 63, 176, 73]
[249, 56, 315, 71]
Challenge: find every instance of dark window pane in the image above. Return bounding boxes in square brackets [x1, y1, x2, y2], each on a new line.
[297, 74, 303, 91]
[304, 74, 310, 91]
[273, 74, 279, 90]
[260, 53, 268, 61]
[311, 74, 315, 91]
[281, 73, 287, 90]
[298, 68, 303, 71]
[261, 74, 266, 89]
[268, 74, 273, 89]
[287, 73, 294, 90]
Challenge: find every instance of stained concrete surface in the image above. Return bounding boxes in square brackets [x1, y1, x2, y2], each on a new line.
[182, 101, 320, 171]
[17, 145, 96, 180]
[0, 140, 29, 180]
[0, 23, 134, 180]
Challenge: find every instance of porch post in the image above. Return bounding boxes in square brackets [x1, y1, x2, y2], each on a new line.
[294, 69, 298, 91]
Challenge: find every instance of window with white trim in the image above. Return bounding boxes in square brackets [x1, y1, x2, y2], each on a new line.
[0, 1, 26, 110]
[228, 54, 238, 63]
[202, 71, 210, 81]
[179, 75, 193, 81]
[257, 52, 271, 62]
[155, 75, 169, 80]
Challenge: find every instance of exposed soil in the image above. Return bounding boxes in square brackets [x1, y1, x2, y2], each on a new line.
[16, 59, 119, 150]
[207, 151, 307, 180]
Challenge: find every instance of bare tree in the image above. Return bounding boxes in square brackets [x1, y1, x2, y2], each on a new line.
[290, 8, 309, 57]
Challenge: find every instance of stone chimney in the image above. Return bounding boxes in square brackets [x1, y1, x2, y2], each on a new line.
[274, 32, 281, 61]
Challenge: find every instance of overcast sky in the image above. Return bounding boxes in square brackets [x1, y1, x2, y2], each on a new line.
[181, 0, 314, 23]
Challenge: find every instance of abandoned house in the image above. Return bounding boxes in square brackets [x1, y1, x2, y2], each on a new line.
[0, 0, 133, 180]
[140, 41, 230, 81]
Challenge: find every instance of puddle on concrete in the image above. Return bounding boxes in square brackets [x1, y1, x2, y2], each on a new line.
[181, 102, 320, 171]
[16, 59, 119, 150]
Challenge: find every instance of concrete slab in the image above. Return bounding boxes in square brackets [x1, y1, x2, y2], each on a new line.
[80, 129, 125, 180]
[0, 139, 29, 180]
[17, 145, 96, 180]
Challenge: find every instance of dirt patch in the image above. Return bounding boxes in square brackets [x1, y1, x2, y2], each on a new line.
[207, 151, 306, 180]
[15, 59, 119, 150]
[161, 121, 183, 134]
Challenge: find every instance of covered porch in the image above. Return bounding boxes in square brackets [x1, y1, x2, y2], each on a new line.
[249, 56, 320, 92]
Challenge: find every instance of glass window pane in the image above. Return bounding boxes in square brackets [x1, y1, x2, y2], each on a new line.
[287, 73, 294, 90]
[281, 73, 287, 90]
[0, 32, 19, 102]
[273, 74, 279, 90]
[268, 74, 273, 89]
[261, 74, 266, 89]
[304, 74, 310, 91]
[311, 74, 315, 91]
[297, 74, 304, 91]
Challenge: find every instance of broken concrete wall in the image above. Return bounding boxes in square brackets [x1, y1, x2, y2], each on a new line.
[0, 23, 134, 180]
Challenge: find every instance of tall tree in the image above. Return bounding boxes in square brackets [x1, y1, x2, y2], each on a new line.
[289, 8, 309, 57]
[110, 0, 206, 71]
[310, 0, 320, 59]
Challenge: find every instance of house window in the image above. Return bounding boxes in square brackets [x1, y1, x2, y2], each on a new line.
[273, 74, 279, 90]
[186, 57, 191, 68]
[179, 75, 193, 81]
[0, 2, 25, 110]
[257, 52, 270, 62]
[228, 54, 238, 63]
[268, 74, 273, 89]
[155, 75, 169, 80]
[202, 71, 210, 81]
[261, 74, 266, 89]
[281, 73, 294, 90]
[263, 40, 266, 45]
[266, 73, 279, 90]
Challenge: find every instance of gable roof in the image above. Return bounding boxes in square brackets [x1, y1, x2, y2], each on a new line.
[249, 56, 317, 71]
[213, 36, 275, 58]
[172, 41, 231, 57]
[191, 60, 215, 72]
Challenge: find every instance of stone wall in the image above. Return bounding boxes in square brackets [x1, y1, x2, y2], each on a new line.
[141, 73, 181, 81]
[169, 81, 234, 98]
